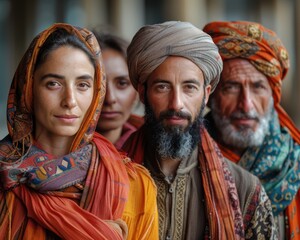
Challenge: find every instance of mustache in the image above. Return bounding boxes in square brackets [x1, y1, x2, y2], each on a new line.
[230, 110, 259, 120]
[159, 110, 192, 121]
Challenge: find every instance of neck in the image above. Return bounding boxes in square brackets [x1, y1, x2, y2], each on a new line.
[34, 135, 74, 157]
[229, 146, 246, 156]
[99, 127, 122, 144]
[158, 157, 181, 177]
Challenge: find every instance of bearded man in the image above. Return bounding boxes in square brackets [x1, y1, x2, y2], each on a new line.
[204, 20, 300, 239]
[122, 20, 277, 240]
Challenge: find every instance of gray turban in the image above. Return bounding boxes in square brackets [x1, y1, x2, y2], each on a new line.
[127, 21, 223, 91]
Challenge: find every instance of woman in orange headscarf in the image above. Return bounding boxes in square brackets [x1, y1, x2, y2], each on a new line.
[0, 23, 158, 240]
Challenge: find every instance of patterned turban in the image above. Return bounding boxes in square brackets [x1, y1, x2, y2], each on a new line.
[204, 20, 300, 143]
[203, 20, 289, 106]
[127, 21, 223, 91]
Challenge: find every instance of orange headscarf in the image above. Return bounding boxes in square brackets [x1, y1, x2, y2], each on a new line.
[203, 21, 300, 144]
[6, 23, 105, 151]
[0, 23, 130, 239]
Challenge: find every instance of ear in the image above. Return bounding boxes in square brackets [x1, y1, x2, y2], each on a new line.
[137, 83, 145, 104]
[204, 84, 212, 105]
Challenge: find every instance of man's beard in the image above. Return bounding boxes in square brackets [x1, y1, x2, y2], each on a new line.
[144, 98, 205, 161]
[210, 98, 273, 149]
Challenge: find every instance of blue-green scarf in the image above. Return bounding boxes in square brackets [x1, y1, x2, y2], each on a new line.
[239, 109, 300, 216]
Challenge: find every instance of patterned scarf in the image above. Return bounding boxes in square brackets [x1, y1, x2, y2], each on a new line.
[237, 109, 300, 214]
[123, 126, 244, 239]
[204, 21, 300, 239]
[0, 23, 130, 239]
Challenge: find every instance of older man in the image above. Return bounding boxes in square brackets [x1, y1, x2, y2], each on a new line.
[122, 21, 277, 239]
[204, 21, 300, 239]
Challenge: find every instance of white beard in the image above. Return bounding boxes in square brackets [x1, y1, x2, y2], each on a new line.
[210, 99, 273, 149]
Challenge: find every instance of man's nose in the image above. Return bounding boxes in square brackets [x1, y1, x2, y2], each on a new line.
[238, 88, 254, 113]
[168, 89, 184, 111]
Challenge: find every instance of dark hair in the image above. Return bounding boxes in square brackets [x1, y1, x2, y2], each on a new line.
[93, 31, 129, 59]
[35, 28, 97, 71]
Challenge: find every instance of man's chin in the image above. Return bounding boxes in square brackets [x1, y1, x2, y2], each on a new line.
[162, 124, 188, 133]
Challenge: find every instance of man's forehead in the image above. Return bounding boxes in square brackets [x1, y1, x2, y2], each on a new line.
[221, 59, 268, 81]
[147, 56, 204, 82]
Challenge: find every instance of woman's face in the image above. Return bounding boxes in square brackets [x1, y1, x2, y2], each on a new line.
[33, 46, 95, 141]
[97, 49, 137, 133]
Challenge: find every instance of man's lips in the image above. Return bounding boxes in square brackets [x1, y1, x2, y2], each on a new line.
[232, 117, 257, 126]
[164, 116, 188, 125]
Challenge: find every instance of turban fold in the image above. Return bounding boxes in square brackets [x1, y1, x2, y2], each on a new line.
[204, 21, 300, 143]
[127, 21, 223, 91]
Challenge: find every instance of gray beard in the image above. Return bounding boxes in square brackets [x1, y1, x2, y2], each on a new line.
[144, 99, 205, 161]
[210, 98, 273, 149]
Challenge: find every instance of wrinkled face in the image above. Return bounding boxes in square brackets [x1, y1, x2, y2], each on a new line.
[33, 46, 95, 141]
[210, 58, 273, 148]
[140, 56, 211, 131]
[97, 49, 137, 132]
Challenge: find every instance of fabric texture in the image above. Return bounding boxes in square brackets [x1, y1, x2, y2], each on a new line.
[127, 21, 223, 91]
[206, 110, 300, 239]
[204, 20, 300, 239]
[122, 126, 278, 239]
[203, 20, 300, 144]
[0, 23, 158, 240]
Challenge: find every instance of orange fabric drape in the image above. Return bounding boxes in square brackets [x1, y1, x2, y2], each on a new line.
[285, 191, 300, 239]
[0, 132, 130, 239]
[0, 23, 155, 240]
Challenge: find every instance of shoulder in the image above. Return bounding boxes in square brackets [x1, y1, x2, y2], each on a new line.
[123, 159, 157, 216]
[225, 159, 278, 238]
[224, 159, 260, 211]
[225, 158, 260, 187]
[127, 114, 144, 129]
[125, 159, 157, 193]
[122, 160, 159, 240]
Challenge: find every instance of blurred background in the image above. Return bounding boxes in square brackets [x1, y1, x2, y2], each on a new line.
[0, 0, 299, 138]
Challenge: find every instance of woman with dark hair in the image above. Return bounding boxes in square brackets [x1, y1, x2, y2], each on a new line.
[0, 23, 158, 240]
[94, 32, 143, 149]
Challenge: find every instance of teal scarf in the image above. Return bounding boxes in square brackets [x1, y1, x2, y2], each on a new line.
[239, 109, 300, 216]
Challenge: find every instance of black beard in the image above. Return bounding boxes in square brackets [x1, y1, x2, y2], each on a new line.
[144, 97, 205, 161]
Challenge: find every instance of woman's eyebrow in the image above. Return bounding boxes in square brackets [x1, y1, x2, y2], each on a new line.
[40, 73, 64, 81]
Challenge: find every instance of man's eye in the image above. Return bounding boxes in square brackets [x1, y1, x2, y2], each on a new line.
[184, 84, 198, 92]
[156, 84, 169, 92]
[254, 83, 266, 89]
[223, 84, 240, 93]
